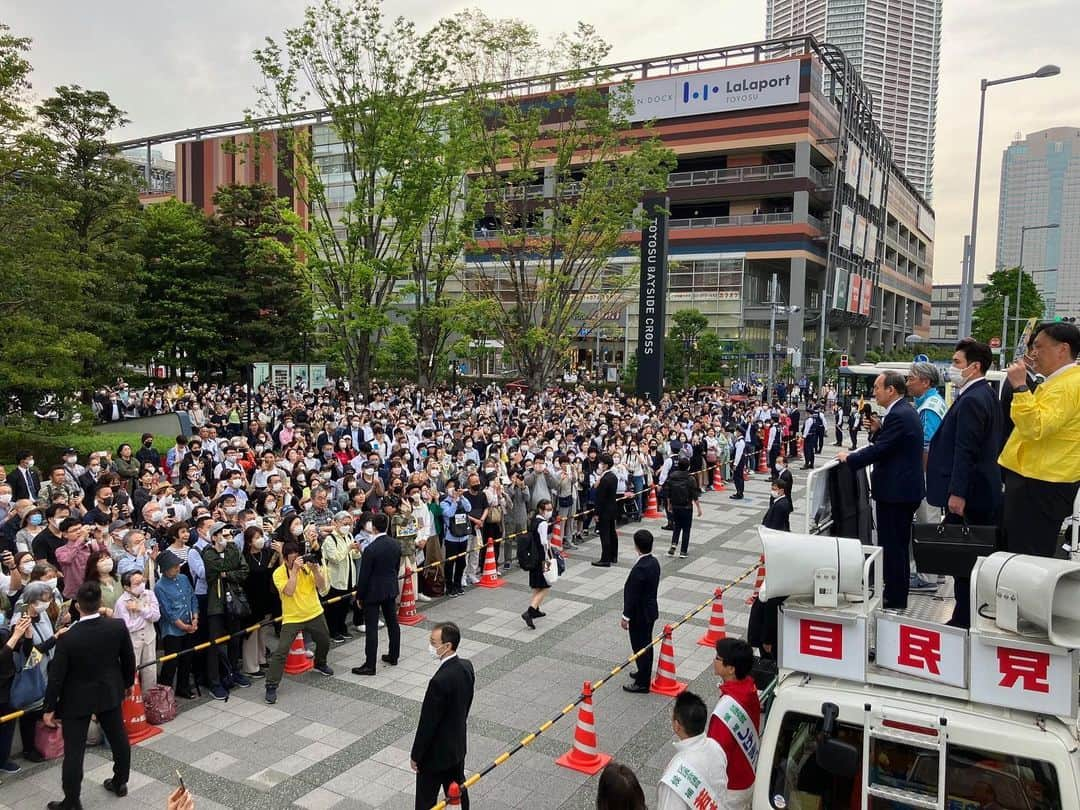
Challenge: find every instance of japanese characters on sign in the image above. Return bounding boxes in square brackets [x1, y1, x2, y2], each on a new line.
[779, 609, 866, 681]
[876, 615, 967, 688]
[969, 634, 1077, 717]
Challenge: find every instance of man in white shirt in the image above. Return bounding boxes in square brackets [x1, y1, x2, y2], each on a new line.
[657, 691, 728, 810]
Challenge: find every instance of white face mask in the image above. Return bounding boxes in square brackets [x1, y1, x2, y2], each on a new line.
[98, 559, 114, 574]
[33, 600, 49, 613]
[41, 578, 57, 590]
[271, 484, 283, 493]
[0, 494, 10, 505]
[131, 584, 145, 596]
[946, 365, 972, 389]
[290, 524, 303, 537]
[253, 537, 267, 551]
[428, 643, 442, 660]
[541, 510, 554, 521]
[19, 562, 33, 575]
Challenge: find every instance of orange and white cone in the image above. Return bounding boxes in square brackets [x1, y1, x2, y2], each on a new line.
[697, 588, 727, 647]
[122, 681, 162, 744]
[556, 682, 613, 775]
[477, 537, 505, 589]
[747, 554, 766, 605]
[712, 466, 726, 491]
[643, 485, 663, 519]
[284, 633, 314, 675]
[757, 447, 769, 473]
[650, 625, 688, 697]
[398, 565, 427, 625]
[551, 519, 566, 557]
[447, 782, 463, 806]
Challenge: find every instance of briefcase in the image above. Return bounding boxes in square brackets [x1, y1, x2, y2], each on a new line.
[911, 517, 999, 579]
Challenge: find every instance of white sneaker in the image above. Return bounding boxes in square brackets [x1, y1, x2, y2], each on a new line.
[417, 593, 432, 602]
[378, 618, 386, 628]
[304, 650, 315, 659]
[353, 625, 367, 634]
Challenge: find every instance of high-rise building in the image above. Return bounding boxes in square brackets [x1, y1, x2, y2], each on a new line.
[931, 283, 985, 342]
[766, 0, 942, 200]
[995, 127, 1080, 320]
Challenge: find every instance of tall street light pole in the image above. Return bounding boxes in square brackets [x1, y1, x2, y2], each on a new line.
[959, 64, 1061, 338]
[1015, 223, 1059, 338]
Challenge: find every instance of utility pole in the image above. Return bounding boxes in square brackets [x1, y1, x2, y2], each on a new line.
[767, 273, 779, 401]
[1001, 295, 1010, 369]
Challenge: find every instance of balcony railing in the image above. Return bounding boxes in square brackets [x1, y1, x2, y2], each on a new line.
[472, 210, 831, 238]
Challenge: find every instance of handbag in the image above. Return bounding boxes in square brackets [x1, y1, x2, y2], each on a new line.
[551, 547, 566, 576]
[144, 684, 178, 725]
[220, 578, 252, 621]
[911, 515, 999, 579]
[543, 550, 560, 586]
[34, 720, 64, 759]
[10, 625, 47, 710]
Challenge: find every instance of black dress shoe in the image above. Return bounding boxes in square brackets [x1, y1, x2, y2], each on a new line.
[623, 683, 650, 694]
[521, 610, 535, 629]
[104, 778, 128, 797]
[47, 802, 83, 810]
[380, 655, 398, 666]
[591, 561, 611, 567]
[729, 494, 744, 500]
[351, 665, 377, 676]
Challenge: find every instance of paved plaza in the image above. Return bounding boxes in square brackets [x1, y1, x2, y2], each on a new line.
[0, 448, 843, 810]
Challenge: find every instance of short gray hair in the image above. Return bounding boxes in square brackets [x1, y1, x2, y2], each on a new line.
[909, 362, 941, 387]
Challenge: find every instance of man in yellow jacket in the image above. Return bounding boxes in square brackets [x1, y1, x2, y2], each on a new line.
[999, 322, 1080, 557]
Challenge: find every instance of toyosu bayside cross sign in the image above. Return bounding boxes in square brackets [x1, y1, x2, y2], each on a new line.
[637, 196, 669, 402]
[620, 60, 801, 123]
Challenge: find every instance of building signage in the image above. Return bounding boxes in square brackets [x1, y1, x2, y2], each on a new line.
[848, 274, 862, 313]
[845, 142, 861, 190]
[859, 279, 874, 318]
[839, 206, 855, 250]
[637, 196, 669, 402]
[832, 269, 849, 311]
[871, 167, 885, 209]
[865, 223, 879, 263]
[969, 632, 1078, 717]
[779, 609, 867, 681]
[853, 216, 868, 258]
[858, 155, 873, 200]
[876, 615, 967, 687]
[622, 60, 801, 123]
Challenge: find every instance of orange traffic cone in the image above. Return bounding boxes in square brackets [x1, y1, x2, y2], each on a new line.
[447, 782, 463, 806]
[757, 447, 769, 473]
[712, 466, 726, 491]
[643, 485, 663, 519]
[398, 565, 426, 625]
[550, 519, 567, 557]
[797, 436, 804, 457]
[556, 682, 613, 775]
[650, 625, 688, 697]
[477, 537, 505, 589]
[122, 681, 162, 744]
[284, 633, 314, 675]
[697, 588, 727, 647]
[747, 554, 766, 605]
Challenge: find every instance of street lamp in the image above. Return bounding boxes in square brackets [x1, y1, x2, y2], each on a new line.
[1014, 223, 1059, 343]
[959, 64, 1061, 337]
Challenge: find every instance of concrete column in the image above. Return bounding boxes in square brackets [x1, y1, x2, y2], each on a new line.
[795, 140, 812, 178]
[542, 165, 555, 198]
[793, 190, 809, 223]
[788, 257, 807, 372]
[853, 322, 868, 361]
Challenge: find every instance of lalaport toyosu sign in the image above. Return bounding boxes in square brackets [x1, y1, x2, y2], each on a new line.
[622, 60, 801, 123]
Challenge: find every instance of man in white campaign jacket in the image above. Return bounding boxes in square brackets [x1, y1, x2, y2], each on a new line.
[657, 691, 728, 810]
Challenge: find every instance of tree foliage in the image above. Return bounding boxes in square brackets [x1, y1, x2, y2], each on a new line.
[436, 11, 676, 392]
[972, 266, 1045, 347]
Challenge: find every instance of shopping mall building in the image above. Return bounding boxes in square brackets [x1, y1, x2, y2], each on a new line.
[131, 35, 933, 380]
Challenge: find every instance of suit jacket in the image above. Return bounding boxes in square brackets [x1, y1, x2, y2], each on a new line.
[10, 467, 40, 502]
[762, 496, 793, 532]
[594, 470, 618, 517]
[844, 400, 924, 505]
[44, 615, 136, 719]
[355, 532, 400, 604]
[926, 378, 1002, 518]
[622, 554, 660, 627]
[411, 656, 475, 772]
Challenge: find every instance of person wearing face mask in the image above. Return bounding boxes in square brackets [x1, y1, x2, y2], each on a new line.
[154, 550, 198, 699]
[9, 450, 40, 503]
[54, 519, 99, 600]
[220, 470, 249, 510]
[591, 455, 619, 567]
[656, 692, 728, 810]
[239, 526, 281, 680]
[411, 622, 475, 810]
[202, 522, 251, 699]
[15, 507, 46, 557]
[322, 512, 361, 643]
[520, 500, 555, 630]
[12, 580, 63, 764]
[352, 512, 401, 675]
[82, 550, 124, 613]
[113, 570, 160, 692]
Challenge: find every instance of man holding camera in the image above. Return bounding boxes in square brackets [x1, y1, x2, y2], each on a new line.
[264, 542, 334, 704]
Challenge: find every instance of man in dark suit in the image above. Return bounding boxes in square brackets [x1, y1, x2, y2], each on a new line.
[839, 372, 924, 610]
[9, 450, 40, 503]
[927, 339, 1003, 628]
[621, 530, 661, 693]
[352, 512, 401, 675]
[591, 454, 619, 567]
[411, 622, 475, 810]
[43, 580, 136, 809]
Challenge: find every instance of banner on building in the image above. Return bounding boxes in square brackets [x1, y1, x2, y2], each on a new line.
[871, 167, 885, 209]
[845, 142, 861, 189]
[832, 269, 849, 311]
[864, 223, 879, 263]
[636, 196, 669, 402]
[848, 274, 862, 313]
[839, 206, 855, 250]
[858, 155, 873, 200]
[859, 279, 873, 317]
[853, 216, 868, 258]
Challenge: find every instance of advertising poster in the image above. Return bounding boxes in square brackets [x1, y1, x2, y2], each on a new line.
[251, 363, 270, 388]
[839, 206, 855, 250]
[871, 167, 885, 208]
[858, 155, 873, 199]
[848, 273, 862, 313]
[864, 223, 879, 263]
[310, 365, 328, 389]
[859, 279, 873, 317]
[833, 269, 849, 311]
[853, 216, 868, 257]
[845, 142, 861, 189]
[271, 364, 291, 388]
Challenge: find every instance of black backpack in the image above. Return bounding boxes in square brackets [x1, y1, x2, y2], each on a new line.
[447, 500, 470, 538]
[518, 520, 540, 571]
[667, 474, 692, 508]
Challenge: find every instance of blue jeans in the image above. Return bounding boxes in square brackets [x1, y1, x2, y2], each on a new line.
[632, 475, 645, 513]
[670, 507, 694, 554]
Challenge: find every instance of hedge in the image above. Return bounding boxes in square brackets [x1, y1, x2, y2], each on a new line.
[0, 428, 174, 469]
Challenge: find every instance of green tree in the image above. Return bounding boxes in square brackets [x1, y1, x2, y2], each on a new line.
[252, 0, 457, 396]
[667, 309, 709, 388]
[131, 199, 229, 374]
[973, 266, 1045, 347]
[0, 28, 102, 402]
[35, 85, 144, 377]
[209, 184, 314, 370]
[440, 12, 676, 392]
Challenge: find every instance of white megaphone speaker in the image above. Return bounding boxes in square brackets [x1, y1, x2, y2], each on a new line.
[975, 552, 1080, 647]
[758, 527, 864, 605]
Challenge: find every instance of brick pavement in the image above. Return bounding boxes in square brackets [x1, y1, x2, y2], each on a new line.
[0, 450, 837, 809]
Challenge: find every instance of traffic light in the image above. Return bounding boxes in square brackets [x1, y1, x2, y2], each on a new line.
[1054, 316, 1077, 323]
[839, 354, 849, 368]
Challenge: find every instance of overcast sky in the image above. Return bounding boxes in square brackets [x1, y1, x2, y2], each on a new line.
[7, 0, 1080, 284]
